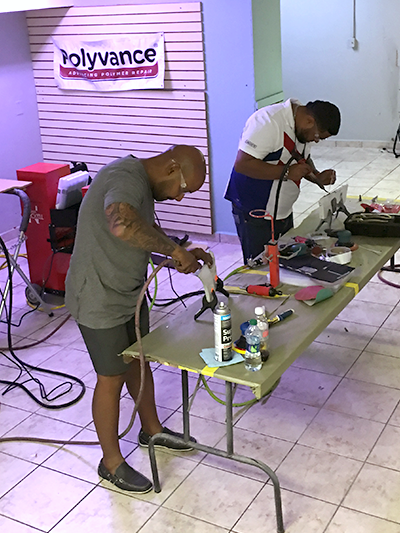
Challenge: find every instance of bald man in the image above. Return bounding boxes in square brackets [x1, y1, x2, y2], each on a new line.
[65, 145, 212, 494]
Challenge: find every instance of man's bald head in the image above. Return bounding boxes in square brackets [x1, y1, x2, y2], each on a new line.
[142, 145, 207, 201]
[167, 145, 206, 192]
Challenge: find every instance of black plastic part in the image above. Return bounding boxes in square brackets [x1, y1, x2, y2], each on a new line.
[345, 212, 400, 238]
[48, 203, 80, 253]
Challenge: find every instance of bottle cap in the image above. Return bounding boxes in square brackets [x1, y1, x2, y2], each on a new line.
[249, 319, 257, 325]
[255, 306, 264, 316]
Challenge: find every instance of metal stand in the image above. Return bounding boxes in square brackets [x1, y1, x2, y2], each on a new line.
[148, 370, 285, 533]
[381, 254, 400, 273]
[0, 189, 54, 320]
[315, 198, 352, 233]
[194, 277, 230, 320]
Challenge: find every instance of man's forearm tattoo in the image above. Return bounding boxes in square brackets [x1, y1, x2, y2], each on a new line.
[105, 202, 176, 255]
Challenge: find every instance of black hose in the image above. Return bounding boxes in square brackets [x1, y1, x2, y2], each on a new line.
[0, 253, 171, 447]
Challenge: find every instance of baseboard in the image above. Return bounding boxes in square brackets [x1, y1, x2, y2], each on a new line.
[322, 139, 392, 149]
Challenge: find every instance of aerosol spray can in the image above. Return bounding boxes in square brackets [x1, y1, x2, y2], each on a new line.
[214, 301, 233, 362]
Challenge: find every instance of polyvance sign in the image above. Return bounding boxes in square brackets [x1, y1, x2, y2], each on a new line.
[53, 34, 165, 91]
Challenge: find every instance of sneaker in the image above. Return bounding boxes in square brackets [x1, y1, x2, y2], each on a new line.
[138, 426, 197, 451]
[98, 459, 153, 493]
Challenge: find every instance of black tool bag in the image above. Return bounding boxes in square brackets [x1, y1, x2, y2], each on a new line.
[345, 212, 400, 237]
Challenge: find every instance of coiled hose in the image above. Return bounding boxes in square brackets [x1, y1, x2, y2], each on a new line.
[0, 259, 170, 446]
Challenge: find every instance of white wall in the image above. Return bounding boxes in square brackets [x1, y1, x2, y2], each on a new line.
[280, 0, 400, 142]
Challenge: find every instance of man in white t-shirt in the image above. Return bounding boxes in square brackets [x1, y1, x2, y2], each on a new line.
[224, 99, 341, 263]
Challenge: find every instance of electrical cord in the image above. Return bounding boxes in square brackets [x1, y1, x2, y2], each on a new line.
[0, 235, 86, 412]
[147, 258, 158, 311]
[378, 267, 400, 289]
[147, 289, 205, 308]
[0, 252, 28, 270]
[200, 375, 280, 407]
[0, 256, 169, 447]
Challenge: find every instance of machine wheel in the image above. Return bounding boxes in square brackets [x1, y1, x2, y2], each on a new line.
[25, 284, 43, 306]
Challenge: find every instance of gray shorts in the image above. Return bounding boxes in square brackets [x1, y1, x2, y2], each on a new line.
[78, 302, 149, 376]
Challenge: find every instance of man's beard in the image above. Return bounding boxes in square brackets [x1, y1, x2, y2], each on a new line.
[295, 128, 307, 144]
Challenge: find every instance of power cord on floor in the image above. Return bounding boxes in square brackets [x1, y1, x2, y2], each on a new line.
[0, 235, 85, 412]
[0, 256, 169, 447]
[378, 266, 400, 288]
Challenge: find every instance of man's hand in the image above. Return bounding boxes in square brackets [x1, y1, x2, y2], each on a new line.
[171, 247, 202, 274]
[189, 247, 213, 268]
[318, 169, 336, 186]
[287, 162, 313, 181]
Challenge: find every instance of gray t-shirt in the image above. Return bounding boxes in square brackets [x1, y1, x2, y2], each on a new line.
[65, 156, 154, 329]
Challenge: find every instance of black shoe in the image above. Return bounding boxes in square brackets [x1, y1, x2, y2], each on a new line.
[98, 459, 153, 493]
[138, 426, 197, 451]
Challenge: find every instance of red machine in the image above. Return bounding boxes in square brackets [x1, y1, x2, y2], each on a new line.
[17, 162, 71, 294]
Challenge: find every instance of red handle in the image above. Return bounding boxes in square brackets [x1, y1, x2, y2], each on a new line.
[246, 285, 271, 296]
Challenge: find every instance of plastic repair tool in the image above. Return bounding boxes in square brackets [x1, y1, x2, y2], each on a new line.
[194, 250, 229, 320]
[290, 152, 328, 193]
[246, 285, 282, 297]
[249, 210, 280, 288]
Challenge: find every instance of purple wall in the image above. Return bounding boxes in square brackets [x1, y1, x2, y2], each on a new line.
[0, 11, 42, 235]
[0, 1, 256, 237]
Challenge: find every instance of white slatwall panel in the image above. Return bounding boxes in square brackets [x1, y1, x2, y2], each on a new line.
[26, 2, 212, 234]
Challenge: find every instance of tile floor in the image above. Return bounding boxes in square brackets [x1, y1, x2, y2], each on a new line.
[1, 144, 400, 533]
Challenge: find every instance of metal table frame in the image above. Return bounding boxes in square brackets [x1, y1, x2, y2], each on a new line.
[124, 207, 400, 533]
[148, 371, 284, 532]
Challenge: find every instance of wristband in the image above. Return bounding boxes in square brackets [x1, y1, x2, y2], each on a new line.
[282, 167, 290, 181]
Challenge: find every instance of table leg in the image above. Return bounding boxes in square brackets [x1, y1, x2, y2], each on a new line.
[381, 253, 400, 273]
[226, 381, 234, 455]
[147, 372, 285, 532]
[182, 369, 190, 441]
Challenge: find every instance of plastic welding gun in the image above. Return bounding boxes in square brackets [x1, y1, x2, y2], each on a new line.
[194, 251, 229, 320]
[246, 284, 282, 297]
[194, 251, 218, 320]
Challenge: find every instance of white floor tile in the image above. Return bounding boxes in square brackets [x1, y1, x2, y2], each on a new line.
[343, 463, 400, 523]
[0, 515, 41, 533]
[272, 366, 341, 407]
[325, 507, 400, 533]
[298, 408, 384, 461]
[236, 395, 319, 442]
[234, 484, 337, 533]
[292, 341, 362, 376]
[0, 466, 94, 531]
[276, 444, 362, 504]
[50, 485, 157, 533]
[140, 507, 228, 533]
[164, 463, 263, 530]
[324, 377, 400, 423]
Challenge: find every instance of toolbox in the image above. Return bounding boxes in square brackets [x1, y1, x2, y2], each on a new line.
[344, 212, 400, 238]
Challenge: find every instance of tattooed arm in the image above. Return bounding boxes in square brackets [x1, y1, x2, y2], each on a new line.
[105, 202, 202, 273]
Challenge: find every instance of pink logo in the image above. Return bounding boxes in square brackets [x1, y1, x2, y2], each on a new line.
[59, 63, 159, 81]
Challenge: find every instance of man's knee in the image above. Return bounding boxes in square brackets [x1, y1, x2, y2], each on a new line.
[96, 372, 126, 392]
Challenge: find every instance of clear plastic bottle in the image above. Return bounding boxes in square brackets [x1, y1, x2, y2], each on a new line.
[255, 306, 270, 362]
[244, 319, 262, 371]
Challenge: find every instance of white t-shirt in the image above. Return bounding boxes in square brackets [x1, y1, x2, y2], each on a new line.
[238, 98, 311, 219]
